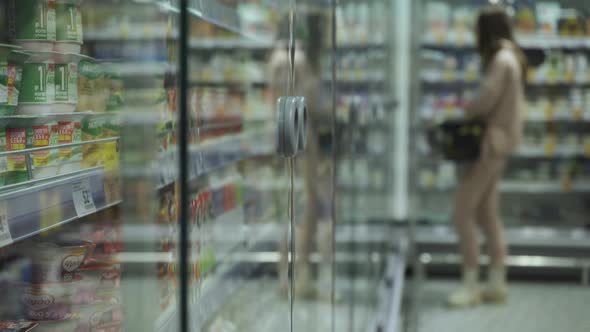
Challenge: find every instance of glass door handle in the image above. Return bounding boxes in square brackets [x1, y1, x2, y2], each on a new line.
[295, 96, 307, 152]
[277, 96, 307, 157]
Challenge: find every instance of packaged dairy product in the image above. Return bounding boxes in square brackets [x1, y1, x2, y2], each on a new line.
[17, 52, 56, 115]
[54, 0, 83, 53]
[29, 117, 59, 179]
[20, 282, 74, 321]
[28, 241, 90, 284]
[53, 53, 81, 113]
[57, 116, 82, 174]
[0, 124, 6, 187]
[26, 314, 79, 332]
[9, 0, 57, 52]
[0, 46, 28, 116]
[5, 121, 31, 185]
[0, 321, 38, 331]
[81, 115, 105, 168]
[77, 58, 107, 113]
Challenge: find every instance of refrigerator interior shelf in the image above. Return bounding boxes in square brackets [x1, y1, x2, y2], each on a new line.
[190, 80, 268, 88]
[0, 137, 119, 158]
[155, 0, 274, 44]
[189, 38, 274, 50]
[516, 146, 587, 158]
[419, 180, 590, 193]
[85, 28, 176, 42]
[421, 78, 590, 88]
[422, 35, 590, 50]
[0, 167, 113, 248]
[158, 127, 275, 191]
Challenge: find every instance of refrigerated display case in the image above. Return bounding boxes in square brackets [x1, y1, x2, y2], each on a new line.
[0, 1, 405, 331]
[408, 0, 590, 273]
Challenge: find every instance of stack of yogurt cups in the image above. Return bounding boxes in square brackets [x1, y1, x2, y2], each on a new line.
[1, 0, 91, 183]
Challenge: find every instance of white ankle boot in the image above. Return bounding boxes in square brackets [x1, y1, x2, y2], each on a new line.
[482, 266, 508, 303]
[447, 268, 482, 308]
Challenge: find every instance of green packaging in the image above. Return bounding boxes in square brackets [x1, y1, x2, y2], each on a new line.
[0, 45, 29, 115]
[10, 0, 57, 51]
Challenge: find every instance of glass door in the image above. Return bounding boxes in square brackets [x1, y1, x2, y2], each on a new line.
[0, 0, 182, 331]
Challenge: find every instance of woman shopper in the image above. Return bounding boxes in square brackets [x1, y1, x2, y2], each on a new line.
[447, 6, 527, 308]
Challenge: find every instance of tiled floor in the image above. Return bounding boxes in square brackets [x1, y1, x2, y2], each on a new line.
[415, 280, 590, 332]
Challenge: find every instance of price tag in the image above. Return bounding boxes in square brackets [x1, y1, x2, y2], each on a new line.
[72, 180, 96, 216]
[0, 203, 12, 247]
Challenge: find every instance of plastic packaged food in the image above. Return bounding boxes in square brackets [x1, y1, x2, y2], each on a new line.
[28, 241, 91, 284]
[54, 0, 83, 53]
[27, 314, 79, 332]
[17, 52, 56, 115]
[81, 115, 105, 168]
[72, 262, 121, 305]
[4, 120, 31, 185]
[0, 124, 6, 187]
[0, 46, 29, 116]
[20, 282, 73, 321]
[9, 0, 57, 52]
[29, 117, 59, 179]
[0, 321, 38, 332]
[57, 117, 82, 174]
[77, 58, 107, 113]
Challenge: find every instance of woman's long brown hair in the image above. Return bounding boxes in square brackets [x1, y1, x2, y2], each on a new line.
[476, 6, 528, 84]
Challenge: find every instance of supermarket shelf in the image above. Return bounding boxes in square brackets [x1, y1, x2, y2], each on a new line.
[516, 146, 588, 158]
[190, 80, 268, 88]
[421, 35, 590, 50]
[85, 28, 176, 42]
[158, 127, 275, 191]
[421, 78, 590, 89]
[156, 0, 274, 43]
[415, 225, 590, 256]
[189, 38, 274, 50]
[418, 180, 590, 194]
[0, 167, 115, 248]
[499, 180, 590, 193]
[337, 42, 388, 51]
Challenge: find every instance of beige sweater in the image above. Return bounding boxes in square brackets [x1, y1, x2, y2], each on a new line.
[466, 48, 524, 160]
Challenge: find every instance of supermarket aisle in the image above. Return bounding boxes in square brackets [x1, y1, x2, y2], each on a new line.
[415, 280, 590, 332]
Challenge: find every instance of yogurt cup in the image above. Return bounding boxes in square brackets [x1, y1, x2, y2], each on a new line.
[4, 119, 31, 185]
[9, 0, 57, 52]
[0, 45, 29, 116]
[28, 241, 91, 284]
[53, 53, 81, 113]
[54, 0, 83, 54]
[20, 282, 73, 321]
[76, 301, 123, 332]
[28, 117, 60, 179]
[57, 116, 82, 174]
[71, 262, 121, 305]
[17, 52, 56, 115]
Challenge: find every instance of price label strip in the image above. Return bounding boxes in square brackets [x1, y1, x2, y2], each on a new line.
[72, 180, 97, 216]
[0, 203, 13, 247]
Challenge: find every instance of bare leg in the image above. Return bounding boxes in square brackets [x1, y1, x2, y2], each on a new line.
[477, 174, 507, 268]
